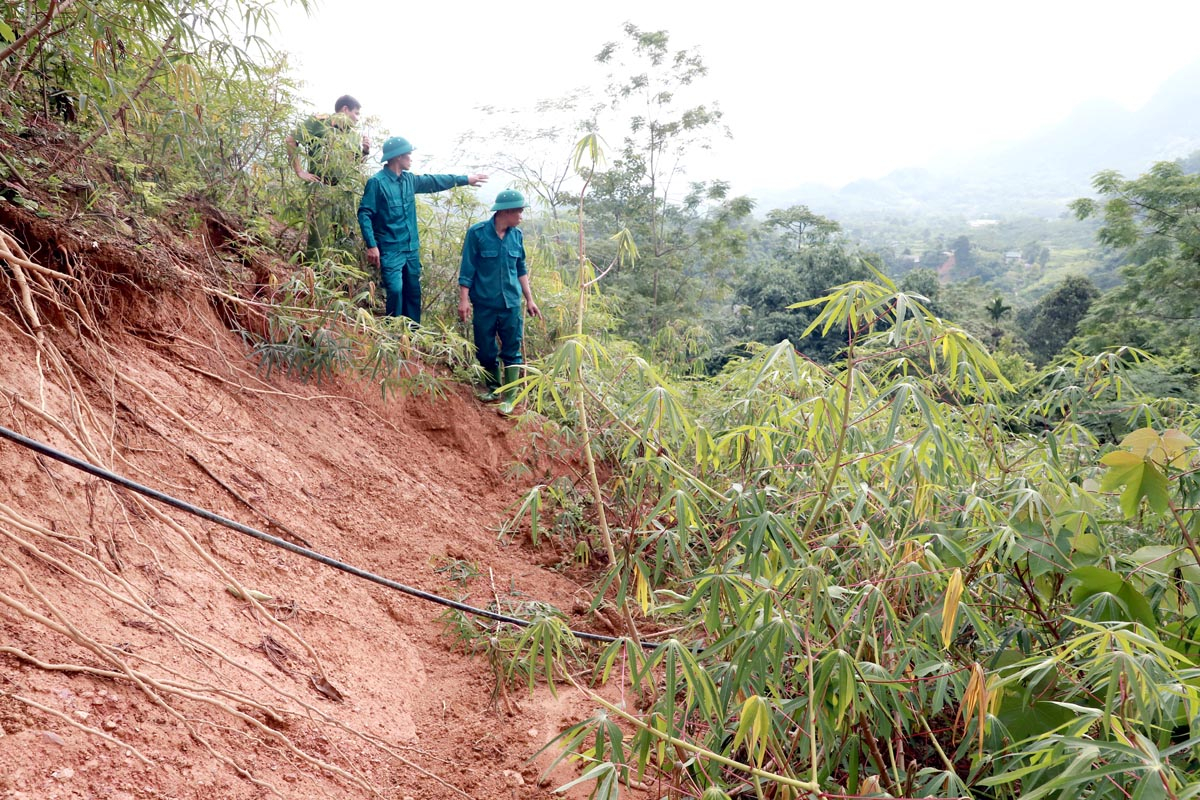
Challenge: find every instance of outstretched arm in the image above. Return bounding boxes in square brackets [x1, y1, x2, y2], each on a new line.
[412, 173, 489, 193]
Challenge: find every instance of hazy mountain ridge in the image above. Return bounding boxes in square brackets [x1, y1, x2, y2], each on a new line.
[764, 59, 1200, 217]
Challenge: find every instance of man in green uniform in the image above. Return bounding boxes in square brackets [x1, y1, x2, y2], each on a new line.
[458, 189, 541, 412]
[285, 95, 371, 261]
[358, 136, 487, 323]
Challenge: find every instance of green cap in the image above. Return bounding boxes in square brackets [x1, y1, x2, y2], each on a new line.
[491, 189, 526, 212]
[380, 136, 414, 162]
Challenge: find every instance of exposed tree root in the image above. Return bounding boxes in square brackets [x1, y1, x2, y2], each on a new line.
[0, 218, 472, 798]
[186, 452, 312, 548]
[4, 688, 155, 765]
[112, 368, 232, 446]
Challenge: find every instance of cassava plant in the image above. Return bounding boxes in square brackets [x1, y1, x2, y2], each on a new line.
[509, 211, 1200, 799]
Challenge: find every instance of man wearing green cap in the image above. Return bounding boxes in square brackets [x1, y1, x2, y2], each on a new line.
[458, 189, 541, 411]
[286, 95, 370, 261]
[358, 136, 487, 323]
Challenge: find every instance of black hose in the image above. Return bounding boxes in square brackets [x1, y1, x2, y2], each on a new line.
[0, 424, 659, 649]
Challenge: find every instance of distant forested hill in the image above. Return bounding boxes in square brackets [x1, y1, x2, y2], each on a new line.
[764, 58, 1200, 217]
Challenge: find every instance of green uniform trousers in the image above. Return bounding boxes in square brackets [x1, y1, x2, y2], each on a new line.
[472, 303, 524, 385]
[380, 249, 422, 322]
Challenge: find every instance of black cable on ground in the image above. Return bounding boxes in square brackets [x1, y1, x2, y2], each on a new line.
[0, 424, 660, 650]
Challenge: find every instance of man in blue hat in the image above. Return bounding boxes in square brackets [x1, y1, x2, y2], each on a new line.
[358, 136, 487, 323]
[458, 188, 540, 412]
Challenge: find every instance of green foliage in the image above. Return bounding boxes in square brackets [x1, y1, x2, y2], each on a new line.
[245, 264, 477, 398]
[583, 24, 751, 349]
[900, 268, 944, 314]
[2, 0, 306, 182]
[1019, 274, 1101, 364]
[433, 557, 480, 586]
[499, 477, 594, 551]
[985, 297, 1012, 323]
[499, 267, 1200, 799]
[764, 205, 841, 251]
[1071, 153, 1200, 375]
[727, 238, 873, 365]
[952, 234, 976, 271]
[0, 0, 323, 262]
[10, 9, 1200, 796]
[440, 599, 579, 707]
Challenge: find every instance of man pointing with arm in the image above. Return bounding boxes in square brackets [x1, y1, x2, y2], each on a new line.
[358, 136, 487, 323]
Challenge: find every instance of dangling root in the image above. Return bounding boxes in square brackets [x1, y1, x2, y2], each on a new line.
[0, 220, 470, 798]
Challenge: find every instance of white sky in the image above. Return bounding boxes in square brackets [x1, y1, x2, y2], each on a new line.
[270, 0, 1200, 200]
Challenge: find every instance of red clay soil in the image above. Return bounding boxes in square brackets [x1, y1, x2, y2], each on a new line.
[0, 205, 638, 799]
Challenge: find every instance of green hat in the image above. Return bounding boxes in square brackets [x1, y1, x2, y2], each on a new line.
[491, 189, 526, 212]
[380, 136, 414, 162]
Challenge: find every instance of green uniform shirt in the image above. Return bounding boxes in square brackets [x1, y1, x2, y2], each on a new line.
[294, 113, 365, 186]
[357, 169, 467, 252]
[459, 217, 527, 309]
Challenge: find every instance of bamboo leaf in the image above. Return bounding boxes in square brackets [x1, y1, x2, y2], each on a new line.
[940, 568, 964, 649]
[730, 694, 770, 768]
[553, 761, 619, 797]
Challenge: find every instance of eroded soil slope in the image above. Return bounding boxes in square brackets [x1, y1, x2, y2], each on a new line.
[0, 202, 619, 800]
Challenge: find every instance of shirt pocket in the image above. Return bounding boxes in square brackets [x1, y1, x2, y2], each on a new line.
[479, 247, 500, 260]
[381, 182, 404, 211]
